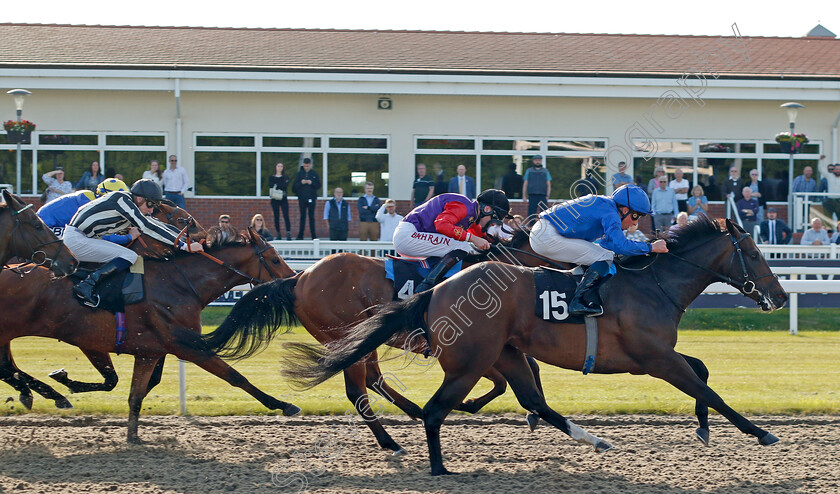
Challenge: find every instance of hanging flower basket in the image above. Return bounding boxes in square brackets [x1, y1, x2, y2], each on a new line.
[775, 132, 809, 154]
[3, 120, 36, 144]
[6, 130, 31, 144]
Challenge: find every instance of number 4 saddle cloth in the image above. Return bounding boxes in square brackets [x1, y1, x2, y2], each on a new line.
[533, 267, 586, 325]
[384, 257, 463, 300]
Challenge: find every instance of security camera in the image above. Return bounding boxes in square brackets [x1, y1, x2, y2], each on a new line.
[377, 97, 392, 110]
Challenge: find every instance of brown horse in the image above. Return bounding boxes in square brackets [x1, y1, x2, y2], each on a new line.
[202, 229, 553, 454]
[284, 217, 788, 475]
[0, 226, 299, 442]
[0, 202, 207, 410]
[0, 190, 77, 277]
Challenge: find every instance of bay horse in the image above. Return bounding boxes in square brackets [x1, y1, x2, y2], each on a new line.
[0, 201, 208, 410]
[283, 217, 788, 475]
[0, 226, 299, 442]
[202, 228, 551, 454]
[0, 190, 77, 277]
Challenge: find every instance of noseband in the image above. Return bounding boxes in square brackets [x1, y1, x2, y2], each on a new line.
[3, 204, 69, 276]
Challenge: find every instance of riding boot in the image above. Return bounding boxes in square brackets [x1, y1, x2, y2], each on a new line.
[415, 249, 469, 293]
[73, 260, 124, 308]
[569, 262, 612, 317]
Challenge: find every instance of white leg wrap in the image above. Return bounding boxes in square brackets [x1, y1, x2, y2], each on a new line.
[566, 419, 612, 451]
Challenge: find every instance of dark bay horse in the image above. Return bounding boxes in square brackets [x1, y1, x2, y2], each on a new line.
[284, 217, 788, 475]
[203, 229, 551, 454]
[0, 190, 77, 277]
[0, 202, 207, 410]
[0, 227, 299, 442]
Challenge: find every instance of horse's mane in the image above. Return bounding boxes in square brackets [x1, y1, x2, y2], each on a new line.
[654, 215, 726, 253]
[204, 226, 249, 250]
[465, 223, 531, 263]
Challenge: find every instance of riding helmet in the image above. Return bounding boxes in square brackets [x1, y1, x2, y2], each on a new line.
[476, 189, 511, 220]
[612, 184, 652, 215]
[94, 178, 129, 198]
[130, 179, 164, 202]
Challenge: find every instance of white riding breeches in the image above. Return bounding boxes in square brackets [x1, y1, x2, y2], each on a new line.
[392, 222, 472, 258]
[63, 226, 138, 264]
[529, 217, 614, 266]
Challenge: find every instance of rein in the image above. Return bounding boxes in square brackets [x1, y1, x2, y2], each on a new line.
[491, 244, 570, 271]
[2, 203, 69, 276]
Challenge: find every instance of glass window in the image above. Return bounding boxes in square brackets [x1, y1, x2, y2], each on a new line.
[104, 151, 168, 185]
[196, 136, 254, 147]
[480, 155, 521, 196]
[327, 153, 388, 197]
[636, 140, 692, 153]
[0, 150, 33, 194]
[416, 155, 476, 196]
[195, 152, 256, 196]
[260, 153, 322, 196]
[38, 134, 97, 146]
[482, 139, 539, 151]
[328, 137, 387, 149]
[545, 157, 605, 200]
[106, 135, 166, 147]
[417, 139, 475, 150]
[38, 151, 101, 191]
[263, 136, 321, 148]
[547, 140, 606, 153]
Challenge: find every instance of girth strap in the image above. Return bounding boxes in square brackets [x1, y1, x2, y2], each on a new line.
[582, 316, 598, 375]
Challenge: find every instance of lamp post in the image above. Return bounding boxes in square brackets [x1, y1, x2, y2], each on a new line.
[6, 89, 32, 195]
[781, 102, 804, 229]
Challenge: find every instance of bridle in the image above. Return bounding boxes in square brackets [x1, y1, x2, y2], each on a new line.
[2, 203, 71, 277]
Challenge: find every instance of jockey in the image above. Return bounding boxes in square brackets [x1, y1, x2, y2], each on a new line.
[529, 184, 669, 317]
[393, 189, 510, 292]
[38, 178, 130, 240]
[64, 178, 204, 307]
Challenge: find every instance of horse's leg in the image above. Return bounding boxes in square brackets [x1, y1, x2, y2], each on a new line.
[345, 363, 405, 454]
[680, 352, 711, 446]
[146, 355, 166, 394]
[646, 351, 778, 446]
[454, 367, 507, 414]
[494, 345, 611, 451]
[49, 349, 118, 393]
[127, 355, 160, 443]
[422, 372, 485, 476]
[364, 358, 423, 419]
[0, 344, 72, 409]
[525, 355, 542, 431]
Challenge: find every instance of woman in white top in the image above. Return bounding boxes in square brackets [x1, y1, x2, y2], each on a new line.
[141, 159, 164, 187]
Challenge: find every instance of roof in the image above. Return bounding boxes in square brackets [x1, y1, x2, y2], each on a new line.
[2, 23, 839, 80]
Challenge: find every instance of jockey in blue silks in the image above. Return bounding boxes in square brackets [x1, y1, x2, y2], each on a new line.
[529, 184, 669, 317]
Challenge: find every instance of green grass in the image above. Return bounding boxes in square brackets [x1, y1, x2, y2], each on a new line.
[2, 307, 838, 417]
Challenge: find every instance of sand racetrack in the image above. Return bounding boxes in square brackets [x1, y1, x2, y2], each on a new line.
[0, 414, 837, 493]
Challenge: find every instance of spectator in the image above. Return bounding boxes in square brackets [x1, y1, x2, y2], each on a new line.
[704, 175, 721, 201]
[651, 176, 678, 231]
[823, 164, 840, 220]
[611, 161, 633, 187]
[142, 160, 164, 188]
[573, 168, 601, 198]
[250, 214, 274, 241]
[759, 208, 792, 245]
[269, 162, 292, 240]
[800, 217, 830, 245]
[623, 222, 648, 242]
[723, 166, 745, 203]
[42, 167, 73, 203]
[523, 155, 551, 219]
[736, 187, 759, 235]
[411, 163, 434, 207]
[831, 220, 840, 244]
[818, 165, 829, 203]
[293, 158, 320, 240]
[670, 211, 689, 231]
[669, 168, 690, 212]
[686, 185, 709, 219]
[357, 181, 381, 241]
[75, 161, 105, 192]
[500, 162, 523, 199]
[376, 198, 403, 242]
[792, 166, 817, 202]
[647, 166, 666, 196]
[113, 173, 124, 182]
[323, 187, 350, 241]
[433, 163, 448, 197]
[218, 214, 231, 229]
[448, 164, 476, 199]
[162, 155, 189, 209]
[746, 169, 768, 222]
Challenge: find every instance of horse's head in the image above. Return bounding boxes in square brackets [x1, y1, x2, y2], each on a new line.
[203, 226, 295, 282]
[722, 218, 788, 312]
[246, 226, 295, 280]
[153, 201, 207, 243]
[0, 190, 78, 277]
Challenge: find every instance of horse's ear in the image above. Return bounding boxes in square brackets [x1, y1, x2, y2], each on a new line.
[0, 189, 8, 205]
[715, 218, 728, 232]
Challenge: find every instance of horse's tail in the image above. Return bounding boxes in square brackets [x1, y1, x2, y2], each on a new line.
[283, 290, 433, 390]
[202, 276, 299, 360]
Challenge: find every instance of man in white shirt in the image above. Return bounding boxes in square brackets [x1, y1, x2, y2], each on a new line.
[162, 154, 189, 208]
[800, 217, 830, 245]
[669, 167, 690, 212]
[375, 198, 403, 242]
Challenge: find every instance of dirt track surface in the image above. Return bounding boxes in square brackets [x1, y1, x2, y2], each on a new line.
[0, 414, 838, 493]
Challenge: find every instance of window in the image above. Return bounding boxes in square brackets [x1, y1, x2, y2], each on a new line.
[0, 150, 33, 193]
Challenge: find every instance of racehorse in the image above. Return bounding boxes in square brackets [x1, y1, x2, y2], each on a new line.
[202, 228, 553, 454]
[0, 201, 207, 410]
[0, 190, 77, 277]
[283, 217, 788, 475]
[0, 226, 299, 442]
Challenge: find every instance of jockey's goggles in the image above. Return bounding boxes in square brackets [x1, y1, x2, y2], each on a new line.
[629, 211, 646, 221]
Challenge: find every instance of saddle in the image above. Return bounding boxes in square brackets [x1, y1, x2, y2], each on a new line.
[70, 262, 145, 313]
[384, 256, 463, 300]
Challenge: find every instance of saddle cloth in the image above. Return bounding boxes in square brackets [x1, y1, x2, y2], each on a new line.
[384, 257, 463, 300]
[533, 267, 586, 325]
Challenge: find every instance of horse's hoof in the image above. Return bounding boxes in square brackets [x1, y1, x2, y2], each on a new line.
[19, 394, 33, 410]
[392, 448, 408, 457]
[526, 412, 539, 432]
[759, 432, 779, 446]
[695, 427, 710, 446]
[54, 398, 74, 409]
[282, 404, 301, 417]
[595, 440, 613, 453]
[127, 436, 143, 445]
[48, 369, 68, 381]
[431, 467, 457, 476]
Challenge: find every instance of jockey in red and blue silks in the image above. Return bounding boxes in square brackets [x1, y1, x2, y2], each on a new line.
[529, 184, 669, 317]
[393, 189, 510, 292]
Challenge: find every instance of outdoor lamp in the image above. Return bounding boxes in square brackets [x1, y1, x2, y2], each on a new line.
[781, 102, 804, 125]
[7, 89, 31, 115]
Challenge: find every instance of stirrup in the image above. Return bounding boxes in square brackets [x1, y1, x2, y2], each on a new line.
[570, 300, 603, 317]
[77, 292, 101, 308]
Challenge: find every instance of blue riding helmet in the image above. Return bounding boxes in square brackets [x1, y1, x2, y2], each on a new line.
[612, 184, 652, 215]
